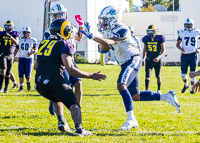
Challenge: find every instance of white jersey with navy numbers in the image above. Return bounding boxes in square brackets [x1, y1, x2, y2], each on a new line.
[18, 37, 37, 59]
[177, 29, 200, 54]
[101, 22, 139, 65]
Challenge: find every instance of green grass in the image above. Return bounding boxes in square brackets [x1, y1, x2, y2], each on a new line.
[0, 63, 200, 142]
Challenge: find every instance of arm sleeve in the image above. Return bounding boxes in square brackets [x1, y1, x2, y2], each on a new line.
[16, 45, 19, 49]
[177, 36, 182, 41]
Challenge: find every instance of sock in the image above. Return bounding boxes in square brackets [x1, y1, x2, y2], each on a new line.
[75, 123, 82, 130]
[157, 82, 161, 90]
[13, 81, 17, 84]
[27, 82, 30, 86]
[160, 94, 166, 101]
[127, 110, 134, 120]
[145, 79, 150, 90]
[0, 75, 5, 89]
[184, 82, 189, 87]
[140, 91, 160, 101]
[119, 89, 133, 112]
[20, 83, 24, 86]
[57, 115, 67, 123]
[191, 85, 193, 91]
[5, 77, 9, 90]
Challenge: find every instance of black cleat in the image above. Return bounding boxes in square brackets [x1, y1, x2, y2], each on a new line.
[48, 100, 55, 115]
[74, 128, 93, 137]
[190, 90, 195, 94]
[181, 85, 189, 93]
[4, 88, 9, 93]
[27, 82, 31, 91]
[58, 121, 72, 133]
[12, 83, 18, 89]
[18, 86, 24, 92]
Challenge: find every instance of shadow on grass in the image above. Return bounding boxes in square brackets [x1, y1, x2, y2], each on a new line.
[84, 94, 118, 96]
[0, 94, 41, 97]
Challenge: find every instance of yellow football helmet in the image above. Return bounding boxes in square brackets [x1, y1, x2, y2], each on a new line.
[146, 25, 157, 37]
[4, 20, 14, 32]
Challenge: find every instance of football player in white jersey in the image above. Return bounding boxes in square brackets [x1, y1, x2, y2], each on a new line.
[34, 4, 84, 133]
[81, 5, 181, 130]
[176, 18, 200, 94]
[129, 26, 142, 53]
[14, 26, 37, 91]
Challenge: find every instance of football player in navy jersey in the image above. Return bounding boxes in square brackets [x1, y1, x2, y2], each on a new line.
[0, 21, 19, 93]
[81, 5, 180, 130]
[35, 19, 106, 136]
[176, 18, 200, 94]
[142, 25, 166, 94]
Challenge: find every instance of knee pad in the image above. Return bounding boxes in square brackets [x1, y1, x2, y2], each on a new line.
[181, 74, 187, 80]
[190, 77, 196, 82]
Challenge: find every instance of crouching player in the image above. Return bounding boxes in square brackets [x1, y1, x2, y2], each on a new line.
[35, 18, 106, 136]
[14, 26, 38, 91]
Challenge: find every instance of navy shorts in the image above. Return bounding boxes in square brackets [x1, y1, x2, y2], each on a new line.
[18, 57, 33, 78]
[145, 58, 162, 78]
[181, 53, 198, 74]
[117, 56, 142, 96]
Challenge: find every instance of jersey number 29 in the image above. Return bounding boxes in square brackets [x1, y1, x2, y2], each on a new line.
[37, 40, 57, 56]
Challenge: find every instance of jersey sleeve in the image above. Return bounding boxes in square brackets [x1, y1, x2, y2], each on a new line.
[32, 38, 37, 48]
[12, 31, 20, 38]
[160, 35, 165, 43]
[16, 45, 19, 49]
[58, 40, 74, 56]
[142, 36, 147, 44]
[112, 27, 128, 39]
[177, 29, 184, 40]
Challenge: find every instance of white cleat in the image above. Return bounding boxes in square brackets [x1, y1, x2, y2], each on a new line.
[119, 117, 138, 130]
[157, 90, 161, 94]
[166, 90, 181, 113]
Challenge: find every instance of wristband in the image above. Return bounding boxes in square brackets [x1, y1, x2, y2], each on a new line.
[142, 59, 145, 62]
[157, 55, 161, 59]
[79, 25, 83, 28]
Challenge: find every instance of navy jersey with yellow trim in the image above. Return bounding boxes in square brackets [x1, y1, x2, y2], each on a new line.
[142, 35, 165, 59]
[36, 39, 74, 78]
[0, 31, 20, 54]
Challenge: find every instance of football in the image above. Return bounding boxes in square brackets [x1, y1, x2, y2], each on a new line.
[99, 44, 111, 52]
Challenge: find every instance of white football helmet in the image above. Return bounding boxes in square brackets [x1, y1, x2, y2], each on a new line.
[129, 26, 135, 36]
[49, 4, 68, 19]
[21, 26, 32, 39]
[98, 5, 121, 32]
[184, 18, 194, 31]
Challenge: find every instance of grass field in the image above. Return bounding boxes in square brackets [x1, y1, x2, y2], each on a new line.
[0, 63, 200, 143]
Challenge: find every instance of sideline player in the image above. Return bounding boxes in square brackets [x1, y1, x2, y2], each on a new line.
[176, 18, 200, 94]
[35, 18, 106, 136]
[189, 71, 200, 92]
[0, 21, 19, 93]
[81, 5, 181, 130]
[142, 25, 166, 94]
[14, 26, 38, 91]
[129, 26, 142, 53]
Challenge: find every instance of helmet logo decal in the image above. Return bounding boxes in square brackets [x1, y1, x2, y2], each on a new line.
[60, 21, 70, 39]
[108, 9, 117, 15]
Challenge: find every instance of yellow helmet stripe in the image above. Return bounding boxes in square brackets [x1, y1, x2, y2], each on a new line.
[151, 25, 155, 30]
[60, 21, 70, 39]
[10, 21, 13, 25]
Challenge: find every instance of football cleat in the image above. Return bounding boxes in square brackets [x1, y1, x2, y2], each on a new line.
[18, 86, 24, 92]
[58, 121, 72, 133]
[12, 83, 18, 89]
[27, 82, 31, 91]
[119, 117, 138, 130]
[181, 85, 189, 93]
[190, 90, 195, 94]
[157, 90, 161, 94]
[49, 100, 55, 115]
[74, 128, 93, 137]
[166, 90, 181, 113]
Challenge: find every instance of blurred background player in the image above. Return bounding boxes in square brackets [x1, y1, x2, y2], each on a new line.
[81, 5, 180, 130]
[189, 70, 200, 92]
[129, 26, 142, 53]
[142, 25, 166, 94]
[176, 18, 200, 94]
[35, 4, 84, 132]
[35, 18, 106, 136]
[0, 21, 19, 93]
[14, 26, 37, 91]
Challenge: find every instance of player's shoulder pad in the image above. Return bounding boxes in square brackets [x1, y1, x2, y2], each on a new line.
[157, 35, 165, 42]
[194, 29, 200, 35]
[11, 31, 20, 37]
[44, 28, 50, 34]
[112, 23, 128, 39]
[177, 29, 184, 36]
[60, 40, 75, 55]
[142, 35, 149, 43]
[30, 37, 37, 42]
